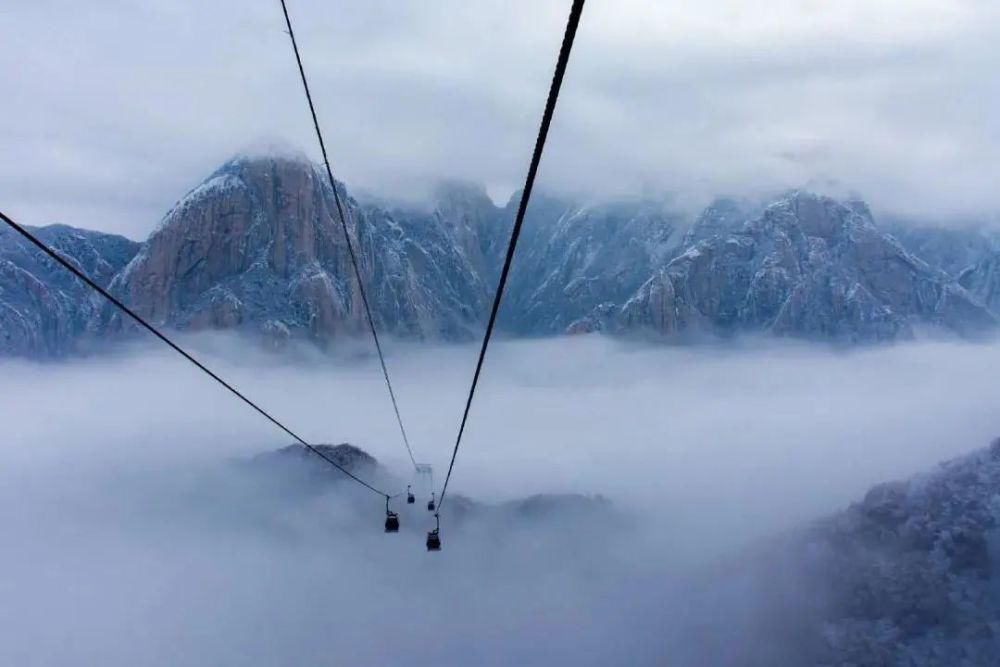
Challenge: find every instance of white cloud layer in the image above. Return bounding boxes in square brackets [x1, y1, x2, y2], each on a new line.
[0, 336, 997, 664]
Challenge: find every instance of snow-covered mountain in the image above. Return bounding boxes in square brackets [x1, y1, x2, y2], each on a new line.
[803, 438, 1000, 664]
[663, 436, 1000, 665]
[501, 197, 687, 334]
[887, 223, 999, 279]
[960, 252, 1000, 318]
[584, 193, 996, 343]
[0, 223, 139, 356]
[3, 153, 1000, 357]
[96, 156, 493, 348]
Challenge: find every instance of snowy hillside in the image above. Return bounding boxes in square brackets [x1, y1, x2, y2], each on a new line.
[3, 154, 1000, 356]
[588, 193, 996, 342]
[0, 224, 138, 356]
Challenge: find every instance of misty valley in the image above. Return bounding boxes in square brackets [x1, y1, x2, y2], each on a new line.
[3, 154, 1000, 666]
[5, 1, 1000, 663]
[1, 334, 998, 665]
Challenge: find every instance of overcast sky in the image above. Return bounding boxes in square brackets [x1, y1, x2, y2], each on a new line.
[4, 0, 1000, 237]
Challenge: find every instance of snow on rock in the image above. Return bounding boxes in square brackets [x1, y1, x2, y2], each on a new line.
[599, 192, 996, 343]
[799, 438, 1000, 664]
[500, 197, 687, 334]
[0, 223, 139, 357]
[4, 154, 1000, 357]
[887, 222, 999, 279]
[960, 251, 1000, 318]
[95, 155, 492, 346]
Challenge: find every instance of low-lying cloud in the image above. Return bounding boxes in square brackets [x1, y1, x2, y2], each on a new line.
[1, 335, 997, 665]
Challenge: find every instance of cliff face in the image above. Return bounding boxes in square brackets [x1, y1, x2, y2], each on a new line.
[597, 193, 995, 343]
[0, 223, 139, 357]
[99, 156, 491, 347]
[960, 252, 1000, 318]
[501, 198, 685, 334]
[887, 224, 999, 279]
[4, 154, 1000, 357]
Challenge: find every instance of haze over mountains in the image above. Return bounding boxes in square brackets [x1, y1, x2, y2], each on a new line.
[2, 153, 999, 357]
[255, 435, 1000, 666]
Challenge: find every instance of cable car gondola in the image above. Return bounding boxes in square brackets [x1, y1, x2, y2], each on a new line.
[426, 514, 441, 551]
[426, 529, 441, 551]
[384, 497, 400, 533]
[427, 492, 436, 512]
[406, 485, 415, 504]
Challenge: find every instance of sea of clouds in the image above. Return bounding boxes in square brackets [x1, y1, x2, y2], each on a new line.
[1, 335, 996, 665]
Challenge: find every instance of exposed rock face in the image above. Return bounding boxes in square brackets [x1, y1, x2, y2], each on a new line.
[602, 193, 996, 343]
[0, 223, 139, 356]
[502, 199, 685, 334]
[4, 154, 1000, 357]
[99, 156, 491, 345]
[960, 251, 1000, 317]
[887, 223, 999, 278]
[680, 196, 756, 247]
[430, 181, 510, 285]
[85, 156, 704, 345]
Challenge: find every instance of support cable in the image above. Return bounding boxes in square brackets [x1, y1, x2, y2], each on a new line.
[0, 210, 389, 498]
[436, 0, 586, 511]
[279, 0, 418, 470]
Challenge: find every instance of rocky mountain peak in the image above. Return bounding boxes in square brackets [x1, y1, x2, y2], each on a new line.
[960, 251, 1000, 315]
[4, 153, 1000, 357]
[605, 190, 995, 342]
[0, 224, 139, 356]
[103, 152, 359, 334]
[432, 180, 494, 208]
[429, 179, 508, 282]
[755, 190, 871, 248]
[681, 196, 753, 246]
[94, 154, 500, 347]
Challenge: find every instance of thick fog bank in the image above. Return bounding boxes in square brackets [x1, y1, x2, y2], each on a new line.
[1, 336, 996, 665]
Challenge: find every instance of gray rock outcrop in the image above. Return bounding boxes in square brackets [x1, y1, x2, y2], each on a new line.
[960, 251, 1000, 318]
[4, 154, 1000, 357]
[599, 192, 996, 343]
[503, 198, 685, 334]
[98, 156, 492, 347]
[0, 223, 139, 356]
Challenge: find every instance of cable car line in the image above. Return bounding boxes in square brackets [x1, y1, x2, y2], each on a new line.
[0, 209, 390, 499]
[278, 0, 418, 471]
[6, 0, 586, 546]
[435, 0, 586, 517]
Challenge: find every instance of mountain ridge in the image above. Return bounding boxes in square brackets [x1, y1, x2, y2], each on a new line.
[586, 192, 997, 343]
[2, 153, 998, 357]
